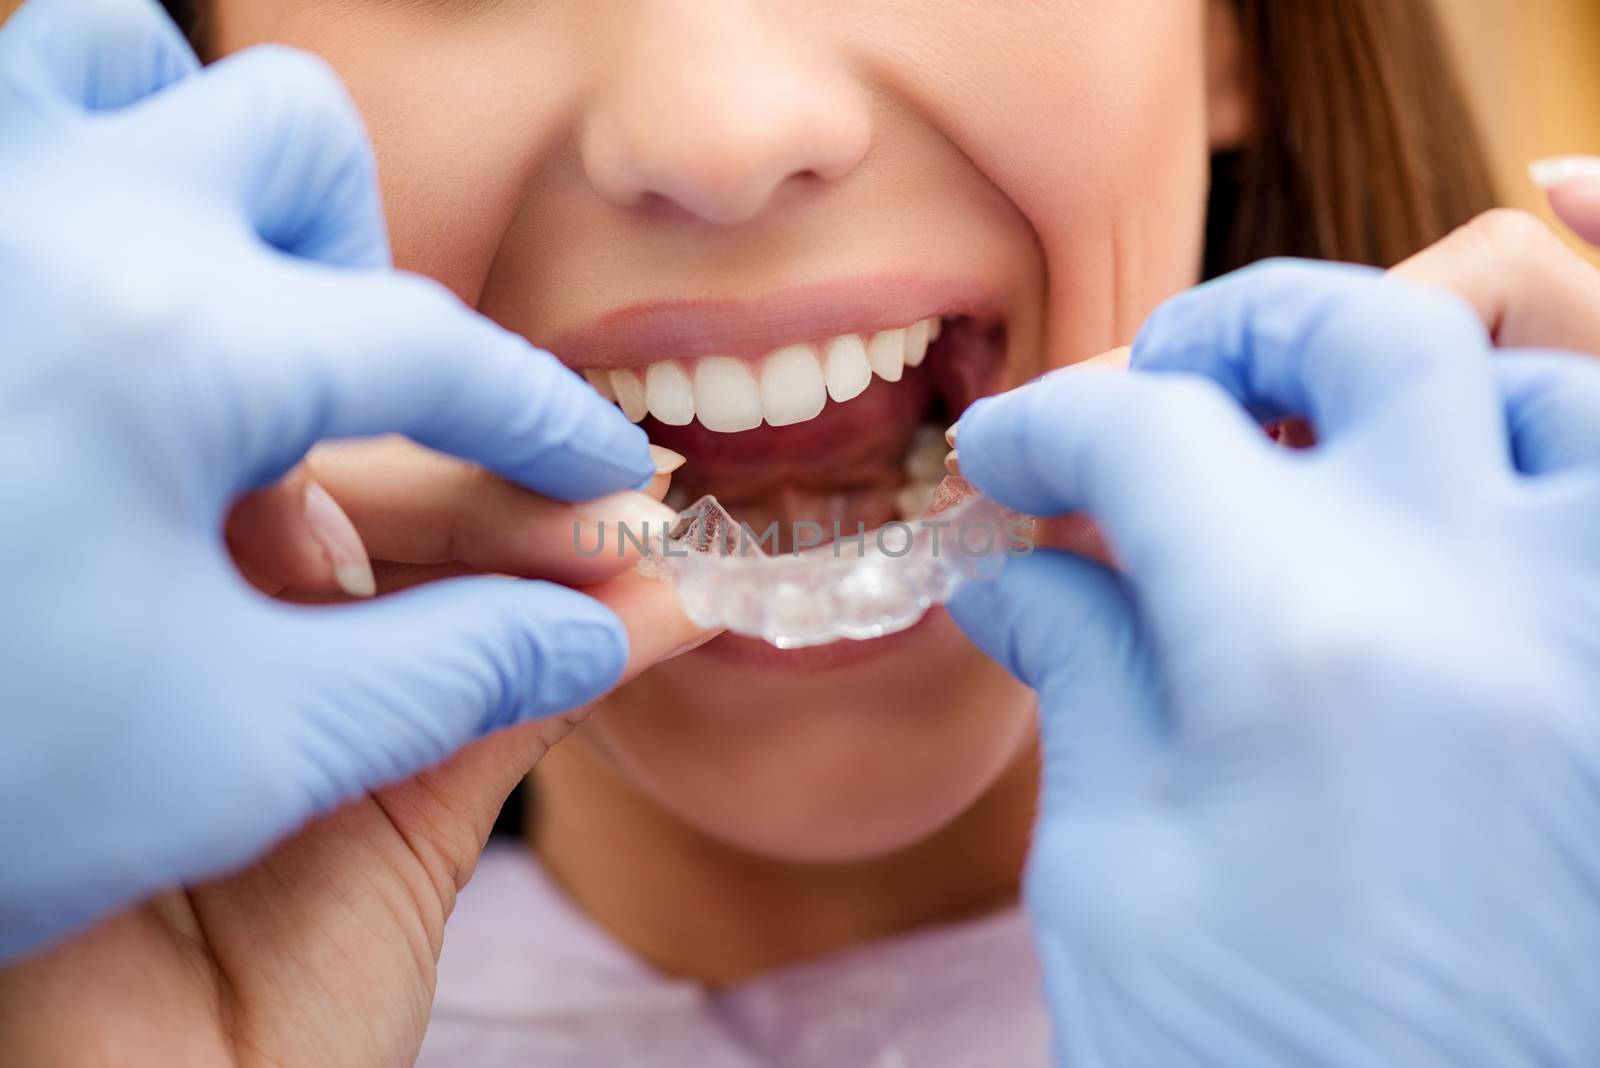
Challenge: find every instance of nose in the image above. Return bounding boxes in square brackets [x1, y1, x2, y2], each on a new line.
[579, 1, 872, 226]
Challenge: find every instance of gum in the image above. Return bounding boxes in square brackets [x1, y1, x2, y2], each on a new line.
[639, 477, 1031, 649]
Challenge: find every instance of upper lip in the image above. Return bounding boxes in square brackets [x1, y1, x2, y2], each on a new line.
[546, 276, 1005, 369]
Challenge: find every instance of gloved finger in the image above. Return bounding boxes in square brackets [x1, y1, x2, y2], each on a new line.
[126, 44, 389, 268]
[1495, 350, 1600, 474]
[365, 570, 718, 897]
[999, 346, 1126, 568]
[950, 551, 1162, 800]
[208, 265, 656, 507]
[1391, 208, 1600, 357]
[224, 463, 376, 599]
[1492, 350, 1600, 569]
[286, 560, 719, 673]
[300, 438, 681, 587]
[954, 365, 1279, 599]
[265, 576, 630, 809]
[0, 0, 197, 111]
[1133, 259, 1504, 473]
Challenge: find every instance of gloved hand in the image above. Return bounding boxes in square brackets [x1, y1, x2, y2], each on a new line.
[0, 0, 662, 960]
[951, 260, 1600, 1067]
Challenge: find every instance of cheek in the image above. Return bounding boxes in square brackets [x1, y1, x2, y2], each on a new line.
[359, 95, 537, 302]
[910, 2, 1213, 368]
[347, 54, 580, 302]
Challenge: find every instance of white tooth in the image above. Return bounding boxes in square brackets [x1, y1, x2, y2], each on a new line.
[903, 319, 932, 368]
[760, 344, 827, 427]
[693, 356, 763, 433]
[823, 334, 872, 403]
[584, 369, 617, 401]
[928, 317, 943, 342]
[645, 360, 695, 426]
[610, 369, 649, 423]
[896, 482, 937, 520]
[905, 425, 949, 483]
[867, 329, 906, 383]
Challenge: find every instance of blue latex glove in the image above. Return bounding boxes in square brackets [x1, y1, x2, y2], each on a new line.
[952, 260, 1600, 1067]
[0, 0, 656, 960]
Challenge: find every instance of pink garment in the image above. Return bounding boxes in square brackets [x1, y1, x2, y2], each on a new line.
[420, 843, 1053, 1068]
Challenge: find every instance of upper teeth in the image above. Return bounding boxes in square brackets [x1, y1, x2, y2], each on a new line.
[584, 317, 943, 432]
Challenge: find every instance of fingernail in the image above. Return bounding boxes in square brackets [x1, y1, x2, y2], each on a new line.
[576, 492, 681, 545]
[945, 421, 960, 448]
[304, 481, 376, 598]
[650, 445, 687, 475]
[664, 632, 720, 661]
[1529, 156, 1600, 188]
[944, 449, 962, 477]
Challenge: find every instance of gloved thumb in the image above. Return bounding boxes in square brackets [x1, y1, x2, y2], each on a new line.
[129, 42, 391, 269]
[258, 576, 629, 813]
[2, 0, 198, 111]
[950, 551, 1164, 804]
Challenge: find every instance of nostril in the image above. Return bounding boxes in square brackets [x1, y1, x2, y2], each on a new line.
[578, 62, 872, 226]
[586, 132, 830, 226]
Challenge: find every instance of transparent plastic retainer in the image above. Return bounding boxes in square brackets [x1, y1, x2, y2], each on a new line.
[639, 477, 1033, 649]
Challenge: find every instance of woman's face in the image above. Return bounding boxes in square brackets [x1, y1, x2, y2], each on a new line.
[210, 0, 1243, 862]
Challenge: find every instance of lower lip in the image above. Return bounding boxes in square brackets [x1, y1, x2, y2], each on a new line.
[688, 607, 946, 671]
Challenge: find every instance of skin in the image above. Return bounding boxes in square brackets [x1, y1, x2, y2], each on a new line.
[211, 0, 1247, 983]
[5, 3, 1600, 1065]
[1, 2, 1252, 1064]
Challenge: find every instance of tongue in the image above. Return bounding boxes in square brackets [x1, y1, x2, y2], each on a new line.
[646, 367, 935, 548]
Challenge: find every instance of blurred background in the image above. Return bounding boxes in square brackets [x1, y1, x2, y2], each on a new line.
[3, 0, 1597, 259]
[1436, 0, 1600, 262]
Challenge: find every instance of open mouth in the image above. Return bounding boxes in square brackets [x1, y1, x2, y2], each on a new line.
[561, 284, 1009, 552]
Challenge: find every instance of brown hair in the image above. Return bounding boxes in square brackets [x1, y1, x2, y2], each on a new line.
[161, 0, 1495, 277]
[1207, 0, 1496, 275]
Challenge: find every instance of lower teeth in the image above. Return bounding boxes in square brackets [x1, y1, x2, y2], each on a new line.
[659, 423, 952, 524]
[638, 474, 1027, 649]
[895, 424, 951, 520]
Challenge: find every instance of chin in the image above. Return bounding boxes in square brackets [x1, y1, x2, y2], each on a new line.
[578, 612, 1039, 863]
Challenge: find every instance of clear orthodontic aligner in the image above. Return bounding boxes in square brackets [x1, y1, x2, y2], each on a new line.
[639, 477, 1033, 649]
